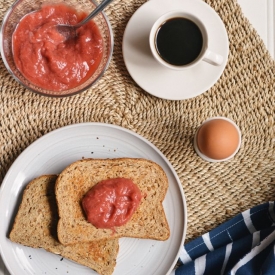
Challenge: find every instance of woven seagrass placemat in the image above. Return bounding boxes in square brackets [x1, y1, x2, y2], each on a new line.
[0, 0, 275, 242]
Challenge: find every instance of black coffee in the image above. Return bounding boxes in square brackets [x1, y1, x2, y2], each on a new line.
[155, 17, 203, 66]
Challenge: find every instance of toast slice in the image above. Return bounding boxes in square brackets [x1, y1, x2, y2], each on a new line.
[55, 158, 170, 245]
[9, 175, 119, 275]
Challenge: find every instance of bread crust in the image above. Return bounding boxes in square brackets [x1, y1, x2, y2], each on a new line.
[55, 158, 170, 245]
[9, 175, 119, 275]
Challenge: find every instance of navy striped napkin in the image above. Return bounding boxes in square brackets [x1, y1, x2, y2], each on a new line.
[173, 201, 275, 275]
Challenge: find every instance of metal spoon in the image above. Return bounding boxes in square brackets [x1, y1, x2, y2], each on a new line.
[56, 0, 114, 39]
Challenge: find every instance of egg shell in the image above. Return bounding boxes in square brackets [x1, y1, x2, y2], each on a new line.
[196, 119, 240, 160]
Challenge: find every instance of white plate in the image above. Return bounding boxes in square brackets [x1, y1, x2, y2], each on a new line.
[122, 0, 229, 100]
[0, 123, 187, 275]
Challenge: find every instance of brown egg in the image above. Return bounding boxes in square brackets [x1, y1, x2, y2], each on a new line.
[196, 119, 240, 160]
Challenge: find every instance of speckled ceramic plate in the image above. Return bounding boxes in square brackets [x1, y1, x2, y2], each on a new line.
[0, 123, 187, 275]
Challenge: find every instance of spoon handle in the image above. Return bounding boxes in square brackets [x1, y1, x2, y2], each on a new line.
[75, 0, 114, 28]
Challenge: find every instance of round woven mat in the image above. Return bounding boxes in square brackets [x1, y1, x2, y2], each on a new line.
[0, 0, 275, 242]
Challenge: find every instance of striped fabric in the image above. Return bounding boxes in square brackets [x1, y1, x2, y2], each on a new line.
[173, 202, 275, 275]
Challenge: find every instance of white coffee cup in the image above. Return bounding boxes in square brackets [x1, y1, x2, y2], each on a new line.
[149, 10, 224, 70]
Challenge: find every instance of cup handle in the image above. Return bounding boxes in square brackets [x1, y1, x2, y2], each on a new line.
[203, 49, 224, 66]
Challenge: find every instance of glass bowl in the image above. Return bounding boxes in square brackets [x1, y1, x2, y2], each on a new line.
[0, 0, 113, 97]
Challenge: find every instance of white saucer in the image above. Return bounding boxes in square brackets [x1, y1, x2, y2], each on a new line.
[122, 0, 229, 100]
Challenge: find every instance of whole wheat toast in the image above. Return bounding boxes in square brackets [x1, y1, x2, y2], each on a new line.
[9, 175, 119, 275]
[55, 158, 170, 245]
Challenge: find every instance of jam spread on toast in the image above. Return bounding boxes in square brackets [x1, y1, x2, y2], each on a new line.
[82, 178, 142, 229]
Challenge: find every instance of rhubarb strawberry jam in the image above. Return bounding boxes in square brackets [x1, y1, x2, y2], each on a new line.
[12, 4, 103, 91]
[82, 178, 142, 229]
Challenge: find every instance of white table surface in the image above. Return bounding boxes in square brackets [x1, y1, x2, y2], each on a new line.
[0, 0, 274, 274]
